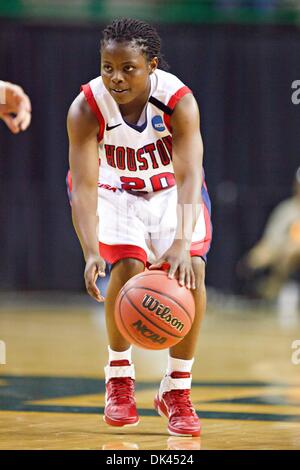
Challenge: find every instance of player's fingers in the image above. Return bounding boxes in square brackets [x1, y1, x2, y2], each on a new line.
[98, 259, 106, 277]
[86, 279, 104, 302]
[14, 111, 31, 132]
[178, 263, 187, 286]
[185, 270, 191, 289]
[88, 288, 104, 303]
[9, 84, 29, 106]
[149, 259, 164, 269]
[8, 82, 25, 96]
[21, 92, 32, 112]
[92, 267, 98, 284]
[4, 84, 24, 109]
[190, 268, 196, 290]
[19, 110, 31, 131]
[1, 114, 20, 133]
[13, 108, 31, 130]
[85, 264, 105, 302]
[5, 85, 31, 117]
[92, 267, 104, 295]
[168, 261, 179, 279]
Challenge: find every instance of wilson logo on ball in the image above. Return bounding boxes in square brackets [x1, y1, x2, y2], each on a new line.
[142, 294, 185, 332]
[132, 320, 167, 345]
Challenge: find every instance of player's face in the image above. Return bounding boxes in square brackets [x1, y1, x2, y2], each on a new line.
[101, 41, 157, 105]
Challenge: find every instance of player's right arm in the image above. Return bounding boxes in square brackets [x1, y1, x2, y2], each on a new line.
[67, 93, 106, 302]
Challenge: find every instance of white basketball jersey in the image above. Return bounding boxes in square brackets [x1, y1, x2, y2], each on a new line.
[81, 69, 192, 193]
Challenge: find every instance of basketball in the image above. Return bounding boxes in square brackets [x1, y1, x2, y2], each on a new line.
[114, 270, 195, 350]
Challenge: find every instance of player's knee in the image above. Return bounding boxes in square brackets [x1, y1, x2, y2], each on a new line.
[113, 257, 145, 282]
[192, 257, 206, 291]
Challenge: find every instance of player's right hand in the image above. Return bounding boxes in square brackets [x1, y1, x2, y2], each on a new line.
[84, 255, 106, 302]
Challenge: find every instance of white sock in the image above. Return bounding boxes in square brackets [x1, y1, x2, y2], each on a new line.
[167, 355, 194, 375]
[108, 345, 132, 364]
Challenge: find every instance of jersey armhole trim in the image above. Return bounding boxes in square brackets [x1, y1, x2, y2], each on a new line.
[163, 85, 192, 133]
[81, 83, 105, 142]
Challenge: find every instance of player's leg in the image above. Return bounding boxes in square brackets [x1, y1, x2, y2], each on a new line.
[105, 258, 145, 351]
[103, 257, 145, 427]
[169, 257, 206, 360]
[98, 188, 151, 427]
[67, 174, 147, 426]
[154, 257, 206, 437]
[96, 186, 150, 427]
[153, 184, 212, 437]
[98, 185, 148, 351]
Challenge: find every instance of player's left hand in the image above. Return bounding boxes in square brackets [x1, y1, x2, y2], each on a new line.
[0, 81, 32, 133]
[149, 240, 196, 289]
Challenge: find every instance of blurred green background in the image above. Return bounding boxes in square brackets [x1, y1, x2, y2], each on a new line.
[0, 0, 300, 25]
[1, 0, 300, 295]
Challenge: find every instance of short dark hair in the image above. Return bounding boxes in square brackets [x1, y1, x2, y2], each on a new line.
[101, 18, 169, 70]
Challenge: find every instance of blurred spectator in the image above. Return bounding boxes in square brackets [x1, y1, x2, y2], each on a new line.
[0, 81, 31, 133]
[238, 168, 300, 300]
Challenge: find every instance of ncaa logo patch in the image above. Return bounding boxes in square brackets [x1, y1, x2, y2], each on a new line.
[152, 115, 165, 132]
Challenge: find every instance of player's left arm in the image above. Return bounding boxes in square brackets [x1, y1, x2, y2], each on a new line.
[150, 93, 203, 289]
[171, 92, 204, 239]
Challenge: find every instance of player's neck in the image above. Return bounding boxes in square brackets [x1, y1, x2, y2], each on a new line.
[118, 80, 151, 125]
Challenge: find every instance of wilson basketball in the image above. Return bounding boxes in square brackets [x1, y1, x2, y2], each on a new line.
[114, 270, 195, 350]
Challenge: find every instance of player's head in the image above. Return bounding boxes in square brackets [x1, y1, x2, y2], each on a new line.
[100, 18, 168, 105]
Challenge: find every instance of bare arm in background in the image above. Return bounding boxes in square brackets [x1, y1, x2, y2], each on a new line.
[0, 81, 31, 133]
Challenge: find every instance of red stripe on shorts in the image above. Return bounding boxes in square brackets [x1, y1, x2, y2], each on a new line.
[99, 242, 147, 266]
[190, 203, 212, 258]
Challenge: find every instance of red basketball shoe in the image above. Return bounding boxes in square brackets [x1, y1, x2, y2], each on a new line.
[103, 360, 139, 427]
[154, 372, 201, 437]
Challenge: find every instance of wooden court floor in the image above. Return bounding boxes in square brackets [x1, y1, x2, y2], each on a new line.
[0, 297, 300, 450]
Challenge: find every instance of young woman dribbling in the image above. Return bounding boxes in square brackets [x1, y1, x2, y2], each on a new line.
[67, 18, 212, 437]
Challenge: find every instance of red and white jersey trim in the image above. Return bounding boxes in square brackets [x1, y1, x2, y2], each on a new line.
[80, 69, 193, 193]
[81, 83, 105, 142]
[163, 85, 192, 132]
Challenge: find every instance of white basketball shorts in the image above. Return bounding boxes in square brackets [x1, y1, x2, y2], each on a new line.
[97, 184, 212, 267]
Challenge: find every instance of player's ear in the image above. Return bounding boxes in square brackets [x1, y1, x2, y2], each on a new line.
[149, 56, 158, 74]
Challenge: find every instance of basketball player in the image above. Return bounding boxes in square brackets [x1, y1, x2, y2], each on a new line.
[67, 18, 212, 437]
[0, 81, 31, 133]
